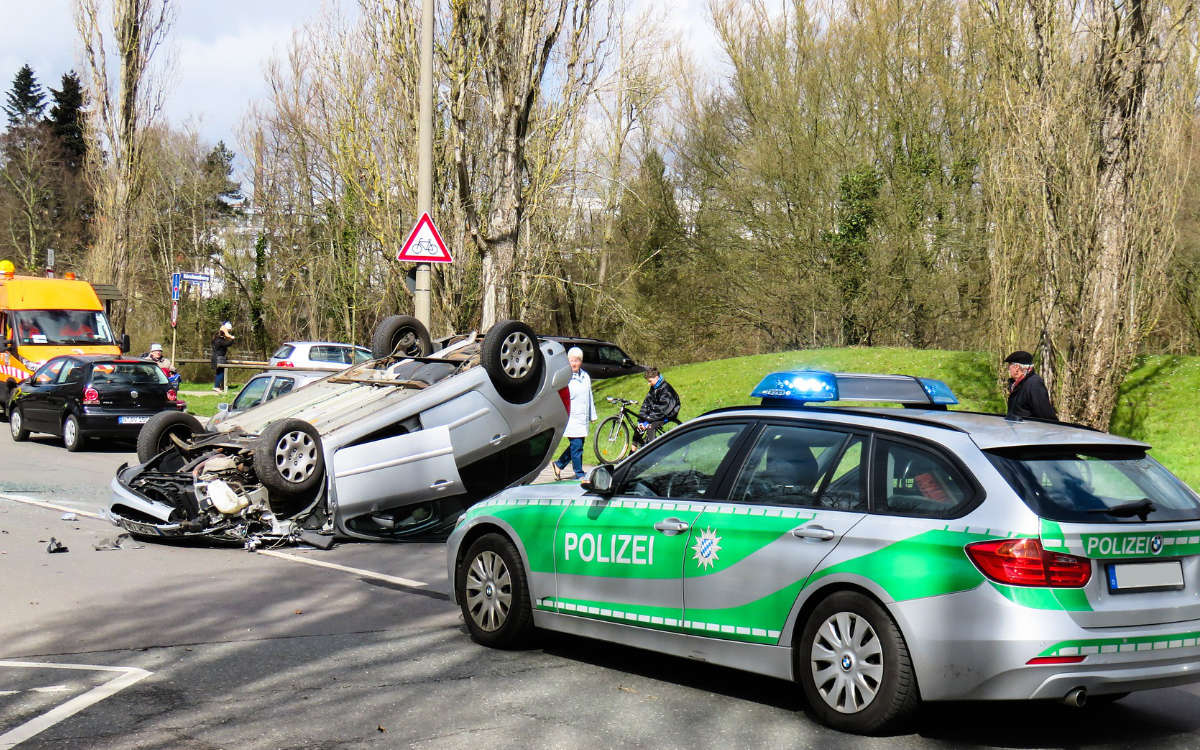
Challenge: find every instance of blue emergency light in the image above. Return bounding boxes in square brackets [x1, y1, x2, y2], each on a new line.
[918, 378, 959, 405]
[751, 370, 959, 408]
[750, 370, 839, 403]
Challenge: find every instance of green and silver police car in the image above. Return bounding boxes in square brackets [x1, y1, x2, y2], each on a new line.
[447, 370, 1200, 733]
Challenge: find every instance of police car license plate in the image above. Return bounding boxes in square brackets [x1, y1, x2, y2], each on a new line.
[119, 416, 151, 425]
[1106, 561, 1183, 593]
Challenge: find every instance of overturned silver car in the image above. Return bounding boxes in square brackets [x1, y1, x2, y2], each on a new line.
[108, 319, 571, 546]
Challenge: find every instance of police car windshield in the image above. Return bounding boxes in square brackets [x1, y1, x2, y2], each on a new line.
[12, 310, 117, 347]
[986, 446, 1200, 524]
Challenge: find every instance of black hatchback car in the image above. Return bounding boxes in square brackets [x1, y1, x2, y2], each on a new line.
[8, 355, 184, 451]
[539, 336, 645, 379]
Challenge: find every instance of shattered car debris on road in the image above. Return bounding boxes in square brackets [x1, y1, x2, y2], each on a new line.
[107, 318, 571, 547]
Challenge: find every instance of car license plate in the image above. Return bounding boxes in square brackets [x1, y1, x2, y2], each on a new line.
[121, 519, 161, 536]
[119, 416, 151, 425]
[1106, 561, 1184, 593]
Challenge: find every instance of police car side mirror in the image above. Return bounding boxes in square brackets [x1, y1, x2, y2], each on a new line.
[581, 465, 615, 495]
[120, 333, 131, 354]
[217, 402, 230, 412]
[622, 358, 634, 368]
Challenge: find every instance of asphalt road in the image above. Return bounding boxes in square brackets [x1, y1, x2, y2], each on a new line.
[5, 434, 1200, 748]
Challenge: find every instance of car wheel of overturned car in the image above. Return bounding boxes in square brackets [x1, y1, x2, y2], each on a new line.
[371, 314, 433, 359]
[457, 532, 534, 648]
[254, 418, 325, 502]
[63, 414, 85, 452]
[797, 590, 919, 734]
[481, 320, 544, 404]
[137, 411, 204, 464]
[9, 405, 29, 441]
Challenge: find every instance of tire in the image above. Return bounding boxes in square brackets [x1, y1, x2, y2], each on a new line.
[797, 591, 920, 734]
[9, 405, 29, 441]
[593, 415, 631, 464]
[253, 418, 325, 499]
[63, 414, 85, 452]
[456, 532, 534, 648]
[481, 320, 544, 404]
[137, 411, 204, 464]
[371, 315, 432, 359]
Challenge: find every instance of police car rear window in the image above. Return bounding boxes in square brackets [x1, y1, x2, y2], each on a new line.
[986, 447, 1200, 524]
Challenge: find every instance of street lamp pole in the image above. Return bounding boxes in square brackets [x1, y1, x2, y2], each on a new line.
[414, 0, 434, 329]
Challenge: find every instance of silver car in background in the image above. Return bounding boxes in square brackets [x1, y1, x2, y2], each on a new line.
[109, 319, 570, 545]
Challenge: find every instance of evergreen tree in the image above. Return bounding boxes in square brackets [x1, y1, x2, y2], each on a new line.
[202, 141, 243, 215]
[49, 71, 85, 168]
[4, 64, 46, 126]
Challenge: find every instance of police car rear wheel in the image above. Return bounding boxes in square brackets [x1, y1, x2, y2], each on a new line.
[798, 591, 918, 734]
[458, 533, 534, 648]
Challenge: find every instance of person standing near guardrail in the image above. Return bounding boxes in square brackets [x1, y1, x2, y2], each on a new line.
[211, 321, 235, 392]
[552, 346, 596, 480]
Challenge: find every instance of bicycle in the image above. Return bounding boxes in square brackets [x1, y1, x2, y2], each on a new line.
[592, 396, 673, 464]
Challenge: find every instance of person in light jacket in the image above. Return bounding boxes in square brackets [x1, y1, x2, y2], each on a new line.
[553, 347, 596, 480]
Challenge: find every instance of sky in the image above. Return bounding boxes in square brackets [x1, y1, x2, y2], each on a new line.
[0, 0, 721, 179]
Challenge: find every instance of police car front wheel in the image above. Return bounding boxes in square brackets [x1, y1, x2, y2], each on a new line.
[797, 591, 919, 734]
[457, 533, 534, 648]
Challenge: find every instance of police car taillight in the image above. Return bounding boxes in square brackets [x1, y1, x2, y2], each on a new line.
[167, 389, 177, 402]
[965, 538, 1092, 588]
[558, 386, 570, 413]
[83, 387, 100, 405]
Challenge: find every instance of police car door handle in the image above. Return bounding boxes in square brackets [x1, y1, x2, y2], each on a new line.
[653, 518, 690, 535]
[792, 525, 835, 541]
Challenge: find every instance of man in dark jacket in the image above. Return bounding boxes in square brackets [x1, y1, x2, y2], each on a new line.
[1004, 350, 1056, 420]
[635, 367, 681, 447]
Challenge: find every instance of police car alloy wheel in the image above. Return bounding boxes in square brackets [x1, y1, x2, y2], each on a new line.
[798, 593, 918, 733]
[458, 533, 534, 648]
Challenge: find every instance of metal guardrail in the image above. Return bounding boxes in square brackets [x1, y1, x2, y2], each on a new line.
[173, 358, 348, 392]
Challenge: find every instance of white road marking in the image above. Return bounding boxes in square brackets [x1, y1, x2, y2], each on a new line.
[1, 492, 433, 590]
[28, 686, 70, 694]
[256, 549, 429, 588]
[0, 494, 105, 522]
[0, 661, 151, 749]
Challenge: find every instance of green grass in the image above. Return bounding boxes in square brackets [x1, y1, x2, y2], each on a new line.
[178, 381, 241, 418]
[1110, 355, 1200, 488]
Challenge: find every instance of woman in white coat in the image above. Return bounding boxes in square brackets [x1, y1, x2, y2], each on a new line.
[553, 347, 596, 480]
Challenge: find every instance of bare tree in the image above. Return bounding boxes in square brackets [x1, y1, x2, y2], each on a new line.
[984, 0, 1197, 427]
[448, 0, 605, 328]
[74, 0, 174, 298]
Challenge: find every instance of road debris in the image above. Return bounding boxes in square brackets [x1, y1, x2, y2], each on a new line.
[46, 537, 68, 553]
[60, 512, 77, 521]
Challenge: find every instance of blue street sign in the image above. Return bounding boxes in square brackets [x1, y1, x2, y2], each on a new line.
[181, 272, 210, 283]
[171, 272, 182, 301]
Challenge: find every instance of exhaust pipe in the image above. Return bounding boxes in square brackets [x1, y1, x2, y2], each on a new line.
[1063, 687, 1087, 707]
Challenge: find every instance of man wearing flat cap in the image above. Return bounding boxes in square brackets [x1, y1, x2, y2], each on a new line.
[1003, 350, 1056, 420]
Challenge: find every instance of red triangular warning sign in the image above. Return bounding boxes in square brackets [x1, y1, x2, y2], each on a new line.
[398, 212, 453, 263]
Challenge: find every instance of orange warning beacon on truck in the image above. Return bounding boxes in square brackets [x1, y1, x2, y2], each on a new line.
[0, 260, 128, 414]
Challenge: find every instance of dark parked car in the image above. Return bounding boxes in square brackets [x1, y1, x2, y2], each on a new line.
[8, 355, 184, 451]
[539, 336, 645, 379]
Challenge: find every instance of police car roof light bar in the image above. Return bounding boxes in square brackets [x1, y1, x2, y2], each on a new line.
[751, 370, 959, 408]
